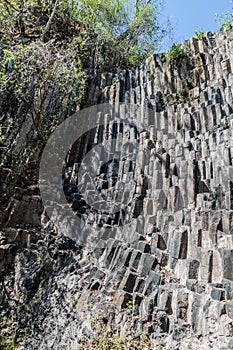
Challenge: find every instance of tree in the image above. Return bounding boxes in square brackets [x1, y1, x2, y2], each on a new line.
[77, 0, 169, 68]
[216, 0, 233, 29]
[0, 0, 170, 208]
[0, 0, 170, 69]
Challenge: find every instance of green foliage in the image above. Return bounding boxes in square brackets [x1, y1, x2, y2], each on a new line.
[78, 315, 151, 350]
[166, 44, 188, 65]
[0, 0, 79, 44]
[0, 33, 85, 206]
[37, 254, 43, 264]
[0, 0, 170, 69]
[0, 0, 171, 207]
[71, 0, 170, 68]
[0, 336, 17, 350]
[160, 52, 166, 62]
[215, 1, 233, 29]
[0, 41, 85, 140]
[195, 29, 204, 38]
[217, 13, 233, 29]
[125, 299, 133, 311]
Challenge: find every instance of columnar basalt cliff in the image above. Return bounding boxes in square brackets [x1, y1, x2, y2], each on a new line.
[0, 27, 233, 349]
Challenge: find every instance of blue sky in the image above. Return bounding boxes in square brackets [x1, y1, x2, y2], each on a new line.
[161, 0, 232, 50]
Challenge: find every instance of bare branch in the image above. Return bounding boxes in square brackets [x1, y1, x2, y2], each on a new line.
[41, 0, 59, 42]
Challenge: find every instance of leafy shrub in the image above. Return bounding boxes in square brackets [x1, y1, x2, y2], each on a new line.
[216, 13, 233, 29]
[0, 0, 171, 70]
[215, 1, 233, 30]
[78, 315, 151, 350]
[166, 44, 188, 65]
[160, 52, 166, 62]
[0, 41, 85, 140]
[195, 29, 204, 38]
[0, 337, 17, 350]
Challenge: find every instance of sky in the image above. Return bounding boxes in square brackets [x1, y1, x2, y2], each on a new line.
[161, 0, 232, 50]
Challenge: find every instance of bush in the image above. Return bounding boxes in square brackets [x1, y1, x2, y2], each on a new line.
[215, 1, 233, 29]
[0, 0, 171, 70]
[78, 315, 151, 350]
[166, 44, 188, 65]
[0, 41, 85, 141]
[195, 29, 204, 38]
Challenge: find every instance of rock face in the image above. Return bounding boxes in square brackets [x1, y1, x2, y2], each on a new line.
[0, 28, 233, 349]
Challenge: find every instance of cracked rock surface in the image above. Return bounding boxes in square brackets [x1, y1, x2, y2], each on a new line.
[0, 27, 233, 349]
